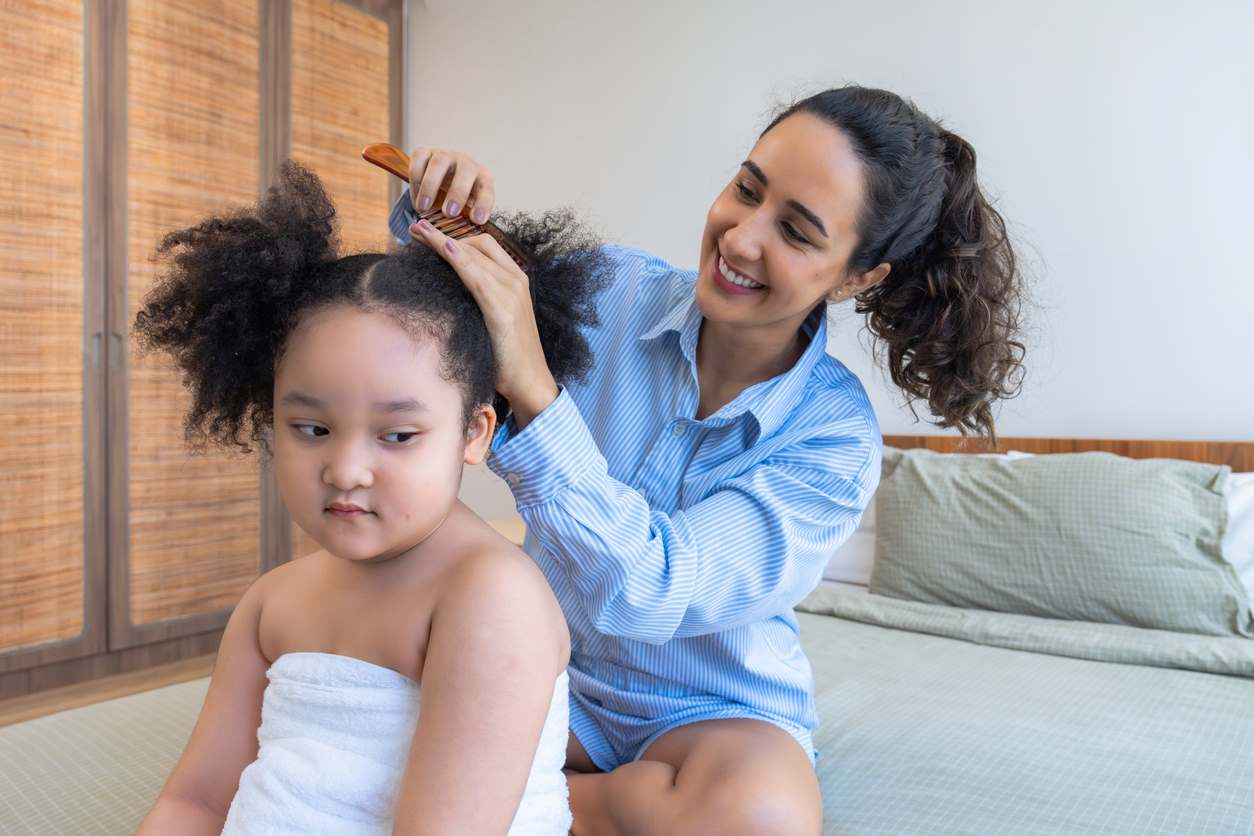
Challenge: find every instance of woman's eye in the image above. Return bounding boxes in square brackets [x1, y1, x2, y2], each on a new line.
[734, 181, 757, 201]
[295, 424, 328, 438]
[781, 222, 808, 245]
[381, 431, 417, 444]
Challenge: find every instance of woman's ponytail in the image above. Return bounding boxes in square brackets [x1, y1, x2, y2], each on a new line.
[766, 86, 1026, 441]
[860, 129, 1025, 441]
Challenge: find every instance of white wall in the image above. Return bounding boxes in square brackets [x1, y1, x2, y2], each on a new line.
[403, 0, 1254, 513]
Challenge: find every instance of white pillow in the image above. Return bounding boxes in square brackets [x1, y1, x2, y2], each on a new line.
[1224, 471, 1254, 602]
[822, 453, 1254, 604]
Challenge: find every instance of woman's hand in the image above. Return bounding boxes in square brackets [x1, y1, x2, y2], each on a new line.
[405, 147, 495, 226]
[412, 220, 559, 428]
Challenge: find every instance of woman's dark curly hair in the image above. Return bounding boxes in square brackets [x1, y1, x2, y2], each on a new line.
[133, 161, 609, 454]
[765, 86, 1026, 441]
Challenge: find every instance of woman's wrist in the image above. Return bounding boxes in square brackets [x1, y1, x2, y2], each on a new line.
[506, 374, 559, 431]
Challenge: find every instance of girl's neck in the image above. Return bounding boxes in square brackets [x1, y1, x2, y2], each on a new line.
[693, 317, 808, 420]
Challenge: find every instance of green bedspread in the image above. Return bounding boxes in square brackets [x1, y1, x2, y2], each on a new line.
[797, 584, 1254, 835]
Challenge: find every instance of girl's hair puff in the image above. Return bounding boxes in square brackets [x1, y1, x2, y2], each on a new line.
[134, 161, 608, 454]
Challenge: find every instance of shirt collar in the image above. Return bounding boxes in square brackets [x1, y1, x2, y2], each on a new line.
[639, 292, 829, 440]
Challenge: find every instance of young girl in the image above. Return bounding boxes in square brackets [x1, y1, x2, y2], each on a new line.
[133, 162, 608, 835]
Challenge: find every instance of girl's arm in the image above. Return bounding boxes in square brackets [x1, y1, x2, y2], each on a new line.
[392, 552, 566, 836]
[136, 579, 269, 835]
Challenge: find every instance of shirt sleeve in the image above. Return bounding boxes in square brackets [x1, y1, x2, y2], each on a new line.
[389, 189, 417, 245]
[488, 386, 879, 645]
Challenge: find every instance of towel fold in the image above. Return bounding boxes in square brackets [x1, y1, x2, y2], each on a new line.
[222, 652, 571, 835]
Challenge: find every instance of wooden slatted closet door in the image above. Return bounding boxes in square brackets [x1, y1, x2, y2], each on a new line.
[114, 0, 263, 647]
[0, 0, 103, 668]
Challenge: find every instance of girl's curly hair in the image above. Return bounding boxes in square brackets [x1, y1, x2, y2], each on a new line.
[765, 86, 1027, 442]
[133, 161, 609, 454]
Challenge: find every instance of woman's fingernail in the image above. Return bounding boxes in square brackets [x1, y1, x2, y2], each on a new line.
[444, 239, 457, 255]
[472, 208, 487, 224]
[444, 201, 460, 217]
[418, 195, 433, 212]
[417, 218, 434, 232]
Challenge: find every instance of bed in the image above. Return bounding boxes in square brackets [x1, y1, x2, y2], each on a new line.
[1, 437, 1252, 834]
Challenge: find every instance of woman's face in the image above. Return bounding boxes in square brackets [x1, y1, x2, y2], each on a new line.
[697, 112, 879, 340]
[273, 305, 494, 564]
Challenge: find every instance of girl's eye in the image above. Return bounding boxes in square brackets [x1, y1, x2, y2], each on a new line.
[734, 181, 757, 201]
[381, 431, 417, 444]
[295, 424, 328, 438]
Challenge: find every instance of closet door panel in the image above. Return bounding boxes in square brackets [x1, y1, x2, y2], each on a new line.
[0, 0, 101, 669]
[113, 0, 263, 646]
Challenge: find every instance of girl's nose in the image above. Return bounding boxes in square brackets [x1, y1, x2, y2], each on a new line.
[322, 441, 374, 491]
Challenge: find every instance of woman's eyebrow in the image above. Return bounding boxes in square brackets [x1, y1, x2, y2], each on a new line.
[739, 160, 829, 239]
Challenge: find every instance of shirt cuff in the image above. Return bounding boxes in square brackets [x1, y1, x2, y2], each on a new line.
[487, 387, 600, 510]
[389, 189, 417, 244]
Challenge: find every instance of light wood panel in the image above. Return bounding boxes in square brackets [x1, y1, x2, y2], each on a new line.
[291, 0, 393, 253]
[884, 436, 1254, 471]
[122, 0, 262, 630]
[0, 0, 86, 651]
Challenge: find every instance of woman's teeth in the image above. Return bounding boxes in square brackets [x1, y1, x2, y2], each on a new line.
[719, 256, 764, 289]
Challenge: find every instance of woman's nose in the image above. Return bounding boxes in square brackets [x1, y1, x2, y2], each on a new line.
[322, 441, 374, 490]
[721, 212, 766, 263]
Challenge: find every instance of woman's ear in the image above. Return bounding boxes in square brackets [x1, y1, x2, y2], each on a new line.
[463, 404, 498, 465]
[830, 262, 891, 301]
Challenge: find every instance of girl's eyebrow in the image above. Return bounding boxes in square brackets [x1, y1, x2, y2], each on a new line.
[739, 160, 829, 239]
[280, 391, 326, 409]
[375, 398, 429, 415]
[279, 391, 429, 414]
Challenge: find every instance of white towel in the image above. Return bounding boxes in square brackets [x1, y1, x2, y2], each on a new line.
[221, 652, 571, 835]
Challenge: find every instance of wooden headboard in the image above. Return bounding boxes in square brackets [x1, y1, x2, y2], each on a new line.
[884, 436, 1254, 472]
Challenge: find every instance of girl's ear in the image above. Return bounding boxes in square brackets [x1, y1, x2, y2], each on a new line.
[463, 404, 498, 465]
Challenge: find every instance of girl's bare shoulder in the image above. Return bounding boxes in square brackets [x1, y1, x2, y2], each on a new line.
[433, 516, 571, 671]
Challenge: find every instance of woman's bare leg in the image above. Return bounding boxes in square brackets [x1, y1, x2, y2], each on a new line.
[566, 719, 821, 836]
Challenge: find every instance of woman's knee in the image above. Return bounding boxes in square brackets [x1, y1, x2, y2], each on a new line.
[676, 775, 820, 836]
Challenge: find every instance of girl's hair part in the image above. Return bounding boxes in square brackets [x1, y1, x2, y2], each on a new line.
[765, 86, 1026, 441]
[133, 161, 608, 454]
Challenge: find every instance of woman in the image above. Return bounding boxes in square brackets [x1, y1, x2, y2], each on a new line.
[394, 85, 1025, 834]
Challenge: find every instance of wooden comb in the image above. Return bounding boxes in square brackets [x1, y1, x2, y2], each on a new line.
[362, 142, 528, 270]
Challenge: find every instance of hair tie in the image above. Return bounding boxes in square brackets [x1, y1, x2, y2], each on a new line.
[949, 242, 981, 259]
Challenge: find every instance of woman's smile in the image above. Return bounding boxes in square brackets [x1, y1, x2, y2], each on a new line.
[712, 248, 766, 296]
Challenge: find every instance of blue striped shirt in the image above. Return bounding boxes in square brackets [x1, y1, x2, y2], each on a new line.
[390, 196, 881, 737]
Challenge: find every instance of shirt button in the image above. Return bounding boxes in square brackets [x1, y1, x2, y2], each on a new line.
[672, 422, 687, 437]
[505, 472, 522, 486]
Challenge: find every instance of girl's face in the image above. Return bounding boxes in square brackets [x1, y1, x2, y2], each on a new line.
[696, 113, 888, 342]
[273, 306, 494, 564]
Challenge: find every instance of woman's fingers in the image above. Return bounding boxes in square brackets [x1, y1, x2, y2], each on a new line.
[411, 220, 495, 296]
[414, 152, 454, 214]
[406, 148, 493, 221]
[443, 160, 480, 219]
[407, 146, 432, 210]
[463, 233, 527, 283]
[467, 171, 496, 224]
